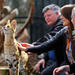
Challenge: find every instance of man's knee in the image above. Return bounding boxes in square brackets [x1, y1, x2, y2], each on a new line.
[41, 68, 53, 75]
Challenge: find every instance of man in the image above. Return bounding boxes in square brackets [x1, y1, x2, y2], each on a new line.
[18, 4, 67, 75]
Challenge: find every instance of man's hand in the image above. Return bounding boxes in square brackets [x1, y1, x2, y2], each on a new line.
[18, 45, 27, 52]
[17, 43, 34, 54]
[34, 59, 45, 71]
[17, 43, 29, 52]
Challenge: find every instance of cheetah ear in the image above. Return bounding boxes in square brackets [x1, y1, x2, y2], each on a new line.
[7, 20, 11, 25]
[11, 20, 17, 30]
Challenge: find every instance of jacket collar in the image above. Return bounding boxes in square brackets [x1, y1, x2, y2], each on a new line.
[50, 16, 63, 31]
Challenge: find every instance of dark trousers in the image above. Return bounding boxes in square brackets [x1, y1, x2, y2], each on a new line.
[40, 60, 57, 75]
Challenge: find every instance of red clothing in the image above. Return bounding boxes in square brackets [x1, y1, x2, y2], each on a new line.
[17, 43, 31, 47]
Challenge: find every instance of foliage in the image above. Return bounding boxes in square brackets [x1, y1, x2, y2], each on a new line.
[5, 0, 31, 16]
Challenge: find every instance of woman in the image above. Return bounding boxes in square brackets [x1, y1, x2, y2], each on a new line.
[53, 5, 75, 75]
[61, 4, 75, 64]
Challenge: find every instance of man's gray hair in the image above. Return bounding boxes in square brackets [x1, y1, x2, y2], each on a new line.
[42, 4, 61, 15]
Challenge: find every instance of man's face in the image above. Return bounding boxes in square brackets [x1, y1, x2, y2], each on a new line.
[44, 10, 59, 26]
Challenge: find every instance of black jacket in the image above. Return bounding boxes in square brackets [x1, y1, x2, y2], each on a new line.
[26, 17, 67, 65]
[69, 63, 75, 73]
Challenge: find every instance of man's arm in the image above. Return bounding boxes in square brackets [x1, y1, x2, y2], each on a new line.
[26, 26, 67, 53]
[18, 26, 67, 54]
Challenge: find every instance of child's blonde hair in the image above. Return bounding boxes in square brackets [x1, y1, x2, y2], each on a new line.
[72, 7, 75, 15]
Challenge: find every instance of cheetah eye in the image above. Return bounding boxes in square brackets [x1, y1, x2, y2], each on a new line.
[7, 26, 10, 28]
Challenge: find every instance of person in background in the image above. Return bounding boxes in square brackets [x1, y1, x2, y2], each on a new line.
[53, 5, 75, 75]
[18, 4, 67, 75]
